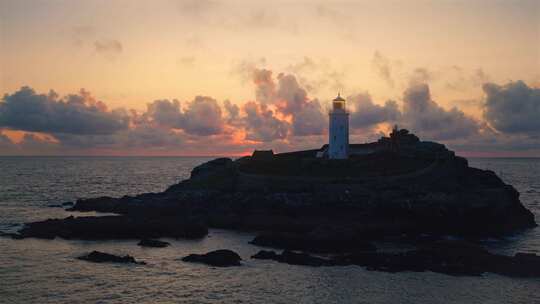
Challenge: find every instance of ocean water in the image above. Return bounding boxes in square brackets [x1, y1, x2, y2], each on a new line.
[0, 156, 539, 304]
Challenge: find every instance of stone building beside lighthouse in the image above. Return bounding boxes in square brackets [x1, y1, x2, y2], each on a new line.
[328, 93, 349, 159]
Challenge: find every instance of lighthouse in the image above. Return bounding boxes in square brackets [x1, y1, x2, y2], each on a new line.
[328, 93, 349, 159]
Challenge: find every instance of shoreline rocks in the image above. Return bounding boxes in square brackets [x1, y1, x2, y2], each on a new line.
[16, 215, 208, 240]
[251, 240, 540, 278]
[77, 251, 145, 265]
[137, 239, 170, 248]
[252, 250, 333, 267]
[249, 231, 376, 253]
[182, 249, 242, 267]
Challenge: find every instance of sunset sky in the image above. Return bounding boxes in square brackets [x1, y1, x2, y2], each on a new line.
[1, 0, 539, 156]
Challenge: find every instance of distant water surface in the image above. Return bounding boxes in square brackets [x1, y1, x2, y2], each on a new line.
[0, 156, 539, 304]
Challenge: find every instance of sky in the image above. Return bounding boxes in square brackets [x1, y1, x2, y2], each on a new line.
[0, 0, 539, 156]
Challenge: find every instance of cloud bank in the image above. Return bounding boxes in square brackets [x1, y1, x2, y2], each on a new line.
[1, 71, 539, 155]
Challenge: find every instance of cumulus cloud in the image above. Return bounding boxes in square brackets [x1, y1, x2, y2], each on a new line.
[223, 100, 240, 124]
[483, 80, 540, 136]
[275, 73, 308, 115]
[243, 101, 289, 142]
[145, 96, 224, 136]
[292, 99, 326, 136]
[401, 83, 479, 140]
[249, 69, 327, 136]
[2, 75, 538, 155]
[252, 68, 275, 104]
[181, 96, 224, 136]
[145, 99, 183, 128]
[348, 93, 400, 129]
[0, 87, 130, 135]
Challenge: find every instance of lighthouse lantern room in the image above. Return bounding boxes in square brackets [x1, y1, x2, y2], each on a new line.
[328, 93, 349, 159]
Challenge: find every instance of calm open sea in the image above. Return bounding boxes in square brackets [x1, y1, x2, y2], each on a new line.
[0, 157, 539, 304]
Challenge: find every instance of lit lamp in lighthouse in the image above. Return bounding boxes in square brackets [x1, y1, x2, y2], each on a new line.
[328, 93, 349, 159]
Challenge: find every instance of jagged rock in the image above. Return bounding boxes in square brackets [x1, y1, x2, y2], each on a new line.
[340, 240, 540, 277]
[137, 239, 170, 248]
[17, 215, 208, 240]
[78, 251, 145, 265]
[182, 249, 242, 267]
[252, 241, 540, 278]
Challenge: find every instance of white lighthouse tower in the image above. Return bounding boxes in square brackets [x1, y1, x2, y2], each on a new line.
[328, 93, 349, 159]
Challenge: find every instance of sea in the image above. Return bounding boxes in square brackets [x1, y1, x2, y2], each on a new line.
[0, 156, 539, 304]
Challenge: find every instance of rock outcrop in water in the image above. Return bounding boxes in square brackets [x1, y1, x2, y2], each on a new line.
[137, 239, 170, 248]
[16, 215, 207, 240]
[10, 130, 540, 278]
[78, 251, 145, 265]
[17, 131, 536, 249]
[251, 240, 540, 277]
[182, 249, 242, 267]
[62, 131, 535, 240]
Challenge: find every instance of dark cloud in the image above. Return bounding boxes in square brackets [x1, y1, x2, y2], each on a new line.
[243, 101, 289, 142]
[348, 93, 400, 129]
[275, 73, 308, 115]
[401, 83, 479, 140]
[145, 99, 183, 128]
[145, 96, 224, 136]
[120, 124, 186, 149]
[0, 87, 130, 135]
[252, 68, 275, 104]
[292, 99, 326, 136]
[182, 96, 224, 136]
[223, 100, 240, 125]
[2, 76, 538, 155]
[483, 80, 540, 136]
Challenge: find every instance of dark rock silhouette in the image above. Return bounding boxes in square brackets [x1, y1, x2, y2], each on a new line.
[16, 215, 207, 240]
[182, 249, 242, 267]
[137, 238, 170, 248]
[252, 250, 332, 267]
[251, 250, 280, 260]
[251, 241, 540, 277]
[77, 251, 145, 265]
[18, 130, 537, 281]
[64, 131, 535, 240]
[250, 231, 376, 253]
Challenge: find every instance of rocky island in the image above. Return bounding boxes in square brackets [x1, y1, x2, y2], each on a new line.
[9, 129, 539, 277]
